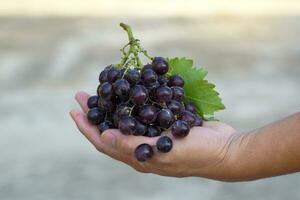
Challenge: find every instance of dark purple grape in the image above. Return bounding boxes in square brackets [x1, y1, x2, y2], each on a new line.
[112, 112, 119, 127]
[134, 120, 147, 136]
[98, 82, 113, 100]
[98, 99, 115, 112]
[99, 66, 111, 83]
[184, 102, 197, 114]
[180, 110, 196, 127]
[156, 86, 172, 103]
[142, 64, 153, 73]
[194, 115, 203, 126]
[131, 85, 148, 105]
[145, 81, 160, 90]
[107, 66, 121, 83]
[113, 79, 130, 97]
[135, 143, 153, 162]
[138, 105, 158, 124]
[158, 75, 168, 86]
[141, 68, 157, 86]
[171, 120, 190, 138]
[168, 75, 184, 87]
[116, 104, 131, 117]
[144, 125, 161, 137]
[87, 95, 99, 109]
[118, 115, 136, 135]
[152, 57, 169, 75]
[171, 86, 184, 101]
[166, 100, 183, 115]
[156, 136, 173, 153]
[87, 108, 104, 125]
[155, 109, 174, 128]
[125, 69, 141, 85]
[97, 121, 113, 133]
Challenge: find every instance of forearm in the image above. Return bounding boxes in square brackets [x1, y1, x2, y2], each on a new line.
[226, 112, 300, 181]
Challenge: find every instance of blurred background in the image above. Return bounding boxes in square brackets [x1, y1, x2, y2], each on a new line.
[0, 0, 300, 199]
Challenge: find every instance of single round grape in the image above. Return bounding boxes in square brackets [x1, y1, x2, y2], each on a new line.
[98, 98, 115, 112]
[87, 108, 104, 125]
[138, 105, 158, 124]
[171, 86, 184, 101]
[157, 75, 168, 86]
[99, 66, 111, 83]
[155, 109, 174, 128]
[134, 120, 147, 136]
[97, 121, 113, 134]
[167, 100, 183, 115]
[131, 85, 148, 105]
[144, 125, 161, 137]
[152, 57, 169, 75]
[116, 104, 131, 117]
[87, 95, 99, 109]
[118, 115, 136, 135]
[98, 82, 113, 100]
[107, 66, 121, 83]
[145, 81, 160, 90]
[194, 115, 203, 126]
[156, 136, 173, 153]
[171, 120, 190, 138]
[184, 102, 197, 114]
[141, 64, 153, 73]
[141, 68, 158, 86]
[180, 110, 196, 127]
[156, 86, 173, 103]
[125, 69, 141, 85]
[113, 79, 130, 97]
[168, 75, 185, 87]
[135, 143, 153, 162]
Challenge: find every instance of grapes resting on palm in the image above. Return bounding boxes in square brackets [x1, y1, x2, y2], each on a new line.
[171, 120, 190, 138]
[87, 60, 205, 162]
[156, 136, 173, 153]
[155, 109, 174, 128]
[135, 143, 153, 162]
[97, 121, 113, 134]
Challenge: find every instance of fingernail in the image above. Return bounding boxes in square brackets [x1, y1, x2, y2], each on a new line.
[69, 109, 78, 119]
[101, 132, 116, 147]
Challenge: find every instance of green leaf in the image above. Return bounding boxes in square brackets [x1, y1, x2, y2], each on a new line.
[168, 57, 225, 116]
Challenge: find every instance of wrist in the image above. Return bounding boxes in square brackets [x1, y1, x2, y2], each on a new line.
[219, 131, 255, 181]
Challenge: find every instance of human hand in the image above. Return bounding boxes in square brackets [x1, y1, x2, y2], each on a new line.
[70, 91, 238, 180]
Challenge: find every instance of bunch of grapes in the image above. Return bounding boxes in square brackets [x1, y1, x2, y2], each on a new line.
[86, 23, 203, 162]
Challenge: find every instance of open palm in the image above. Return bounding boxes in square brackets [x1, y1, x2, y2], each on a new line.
[70, 91, 237, 179]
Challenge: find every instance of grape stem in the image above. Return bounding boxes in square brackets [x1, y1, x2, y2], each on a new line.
[119, 23, 153, 69]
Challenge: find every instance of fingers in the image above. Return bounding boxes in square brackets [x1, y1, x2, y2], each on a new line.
[75, 91, 91, 113]
[100, 129, 158, 156]
[70, 109, 102, 147]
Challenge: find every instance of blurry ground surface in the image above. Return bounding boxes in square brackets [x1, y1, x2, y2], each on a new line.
[0, 17, 299, 200]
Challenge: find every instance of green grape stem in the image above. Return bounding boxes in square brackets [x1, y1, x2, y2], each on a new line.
[119, 23, 152, 69]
